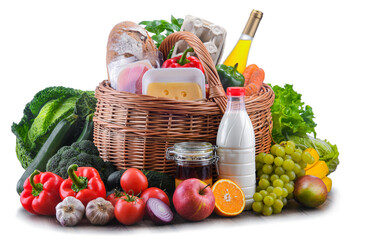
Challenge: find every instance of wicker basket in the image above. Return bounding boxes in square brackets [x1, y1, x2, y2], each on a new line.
[93, 31, 274, 175]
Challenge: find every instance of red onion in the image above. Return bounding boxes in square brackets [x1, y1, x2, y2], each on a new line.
[146, 198, 173, 225]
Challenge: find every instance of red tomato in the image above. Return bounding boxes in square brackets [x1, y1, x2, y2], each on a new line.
[114, 196, 145, 225]
[120, 168, 148, 195]
[140, 187, 170, 206]
[106, 190, 125, 206]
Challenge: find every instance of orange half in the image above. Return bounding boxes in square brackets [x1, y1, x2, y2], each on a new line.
[212, 179, 245, 217]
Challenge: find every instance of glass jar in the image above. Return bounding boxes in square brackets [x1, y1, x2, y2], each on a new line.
[166, 142, 218, 188]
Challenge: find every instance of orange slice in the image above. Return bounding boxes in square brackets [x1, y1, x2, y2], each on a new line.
[212, 179, 245, 217]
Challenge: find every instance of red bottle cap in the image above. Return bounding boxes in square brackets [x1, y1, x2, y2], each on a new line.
[227, 87, 245, 96]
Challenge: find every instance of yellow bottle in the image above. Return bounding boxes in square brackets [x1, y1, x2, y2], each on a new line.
[223, 10, 263, 73]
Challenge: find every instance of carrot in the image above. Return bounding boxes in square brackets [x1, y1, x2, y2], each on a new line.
[243, 64, 259, 86]
[244, 68, 265, 96]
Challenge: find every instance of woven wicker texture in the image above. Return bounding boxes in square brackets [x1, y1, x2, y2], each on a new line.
[94, 31, 274, 175]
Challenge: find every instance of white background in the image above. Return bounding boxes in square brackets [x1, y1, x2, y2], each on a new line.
[1, 0, 375, 239]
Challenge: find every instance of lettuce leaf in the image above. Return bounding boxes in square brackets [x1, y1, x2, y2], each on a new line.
[270, 84, 317, 143]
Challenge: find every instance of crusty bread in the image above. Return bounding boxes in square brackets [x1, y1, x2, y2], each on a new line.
[106, 21, 157, 68]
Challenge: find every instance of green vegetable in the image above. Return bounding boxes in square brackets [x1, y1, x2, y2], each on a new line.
[106, 169, 125, 191]
[139, 15, 184, 47]
[11, 87, 95, 169]
[287, 134, 339, 174]
[270, 84, 317, 143]
[76, 113, 94, 142]
[216, 63, 245, 92]
[46, 140, 116, 188]
[16, 114, 79, 194]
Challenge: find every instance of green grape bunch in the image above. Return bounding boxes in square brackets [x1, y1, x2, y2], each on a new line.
[252, 141, 316, 216]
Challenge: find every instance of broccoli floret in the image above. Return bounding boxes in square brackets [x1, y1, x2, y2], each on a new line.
[46, 140, 115, 189]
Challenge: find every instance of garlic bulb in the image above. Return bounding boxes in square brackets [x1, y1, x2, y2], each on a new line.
[56, 197, 85, 226]
[85, 197, 114, 225]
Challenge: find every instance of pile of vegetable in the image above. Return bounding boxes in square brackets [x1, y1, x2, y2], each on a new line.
[12, 87, 96, 169]
[46, 140, 116, 189]
[13, 87, 100, 194]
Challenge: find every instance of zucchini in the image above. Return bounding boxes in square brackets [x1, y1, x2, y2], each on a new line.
[76, 113, 94, 142]
[16, 114, 78, 194]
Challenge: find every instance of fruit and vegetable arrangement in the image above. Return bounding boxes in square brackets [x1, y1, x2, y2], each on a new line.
[11, 11, 339, 227]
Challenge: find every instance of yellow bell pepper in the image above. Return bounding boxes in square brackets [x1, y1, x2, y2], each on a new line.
[305, 160, 329, 179]
[304, 148, 320, 170]
[321, 176, 332, 192]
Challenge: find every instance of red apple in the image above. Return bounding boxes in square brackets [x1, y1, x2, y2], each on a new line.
[173, 178, 215, 221]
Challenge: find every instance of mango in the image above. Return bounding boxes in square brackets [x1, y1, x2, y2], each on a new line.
[293, 175, 328, 208]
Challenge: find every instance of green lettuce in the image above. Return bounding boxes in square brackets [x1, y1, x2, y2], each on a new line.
[270, 84, 317, 143]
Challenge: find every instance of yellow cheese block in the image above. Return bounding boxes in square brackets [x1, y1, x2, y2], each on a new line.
[147, 82, 203, 100]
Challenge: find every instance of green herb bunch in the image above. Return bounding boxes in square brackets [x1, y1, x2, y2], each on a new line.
[139, 16, 184, 48]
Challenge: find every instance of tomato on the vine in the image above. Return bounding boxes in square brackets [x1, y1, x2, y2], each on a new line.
[120, 168, 148, 195]
[114, 194, 145, 225]
[106, 189, 125, 206]
[141, 187, 170, 206]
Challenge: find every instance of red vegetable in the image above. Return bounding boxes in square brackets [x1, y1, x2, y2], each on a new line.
[120, 168, 148, 196]
[20, 170, 63, 216]
[107, 189, 125, 206]
[59, 164, 106, 206]
[146, 198, 173, 225]
[162, 48, 205, 74]
[114, 194, 145, 225]
[141, 187, 170, 206]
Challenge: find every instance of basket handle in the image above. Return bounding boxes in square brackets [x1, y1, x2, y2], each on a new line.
[159, 31, 227, 113]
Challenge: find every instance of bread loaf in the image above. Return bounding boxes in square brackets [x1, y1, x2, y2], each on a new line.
[106, 21, 157, 68]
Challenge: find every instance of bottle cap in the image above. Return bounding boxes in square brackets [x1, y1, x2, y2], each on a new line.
[227, 87, 245, 96]
[242, 9, 263, 37]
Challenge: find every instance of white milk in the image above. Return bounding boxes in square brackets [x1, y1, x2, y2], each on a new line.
[216, 88, 256, 210]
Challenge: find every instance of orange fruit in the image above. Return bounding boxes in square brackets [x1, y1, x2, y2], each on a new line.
[212, 179, 245, 217]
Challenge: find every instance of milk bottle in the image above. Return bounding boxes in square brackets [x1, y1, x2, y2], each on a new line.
[216, 87, 256, 210]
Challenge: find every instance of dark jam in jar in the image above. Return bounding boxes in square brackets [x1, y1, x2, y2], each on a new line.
[166, 142, 217, 188]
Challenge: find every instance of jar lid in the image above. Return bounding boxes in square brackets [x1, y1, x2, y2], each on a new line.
[173, 142, 214, 155]
[166, 142, 217, 163]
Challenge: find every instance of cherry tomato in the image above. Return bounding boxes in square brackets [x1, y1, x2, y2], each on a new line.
[114, 196, 145, 225]
[106, 189, 125, 206]
[120, 168, 148, 195]
[141, 187, 170, 206]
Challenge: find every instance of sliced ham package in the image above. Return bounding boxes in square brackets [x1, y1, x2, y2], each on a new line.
[108, 57, 153, 94]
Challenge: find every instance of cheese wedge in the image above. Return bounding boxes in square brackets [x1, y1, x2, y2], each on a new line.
[147, 82, 203, 100]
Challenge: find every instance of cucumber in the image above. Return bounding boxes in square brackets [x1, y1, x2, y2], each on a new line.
[76, 113, 94, 142]
[16, 114, 78, 194]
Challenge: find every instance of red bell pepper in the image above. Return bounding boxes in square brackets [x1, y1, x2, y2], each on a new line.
[20, 170, 63, 216]
[162, 47, 205, 74]
[59, 164, 106, 206]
